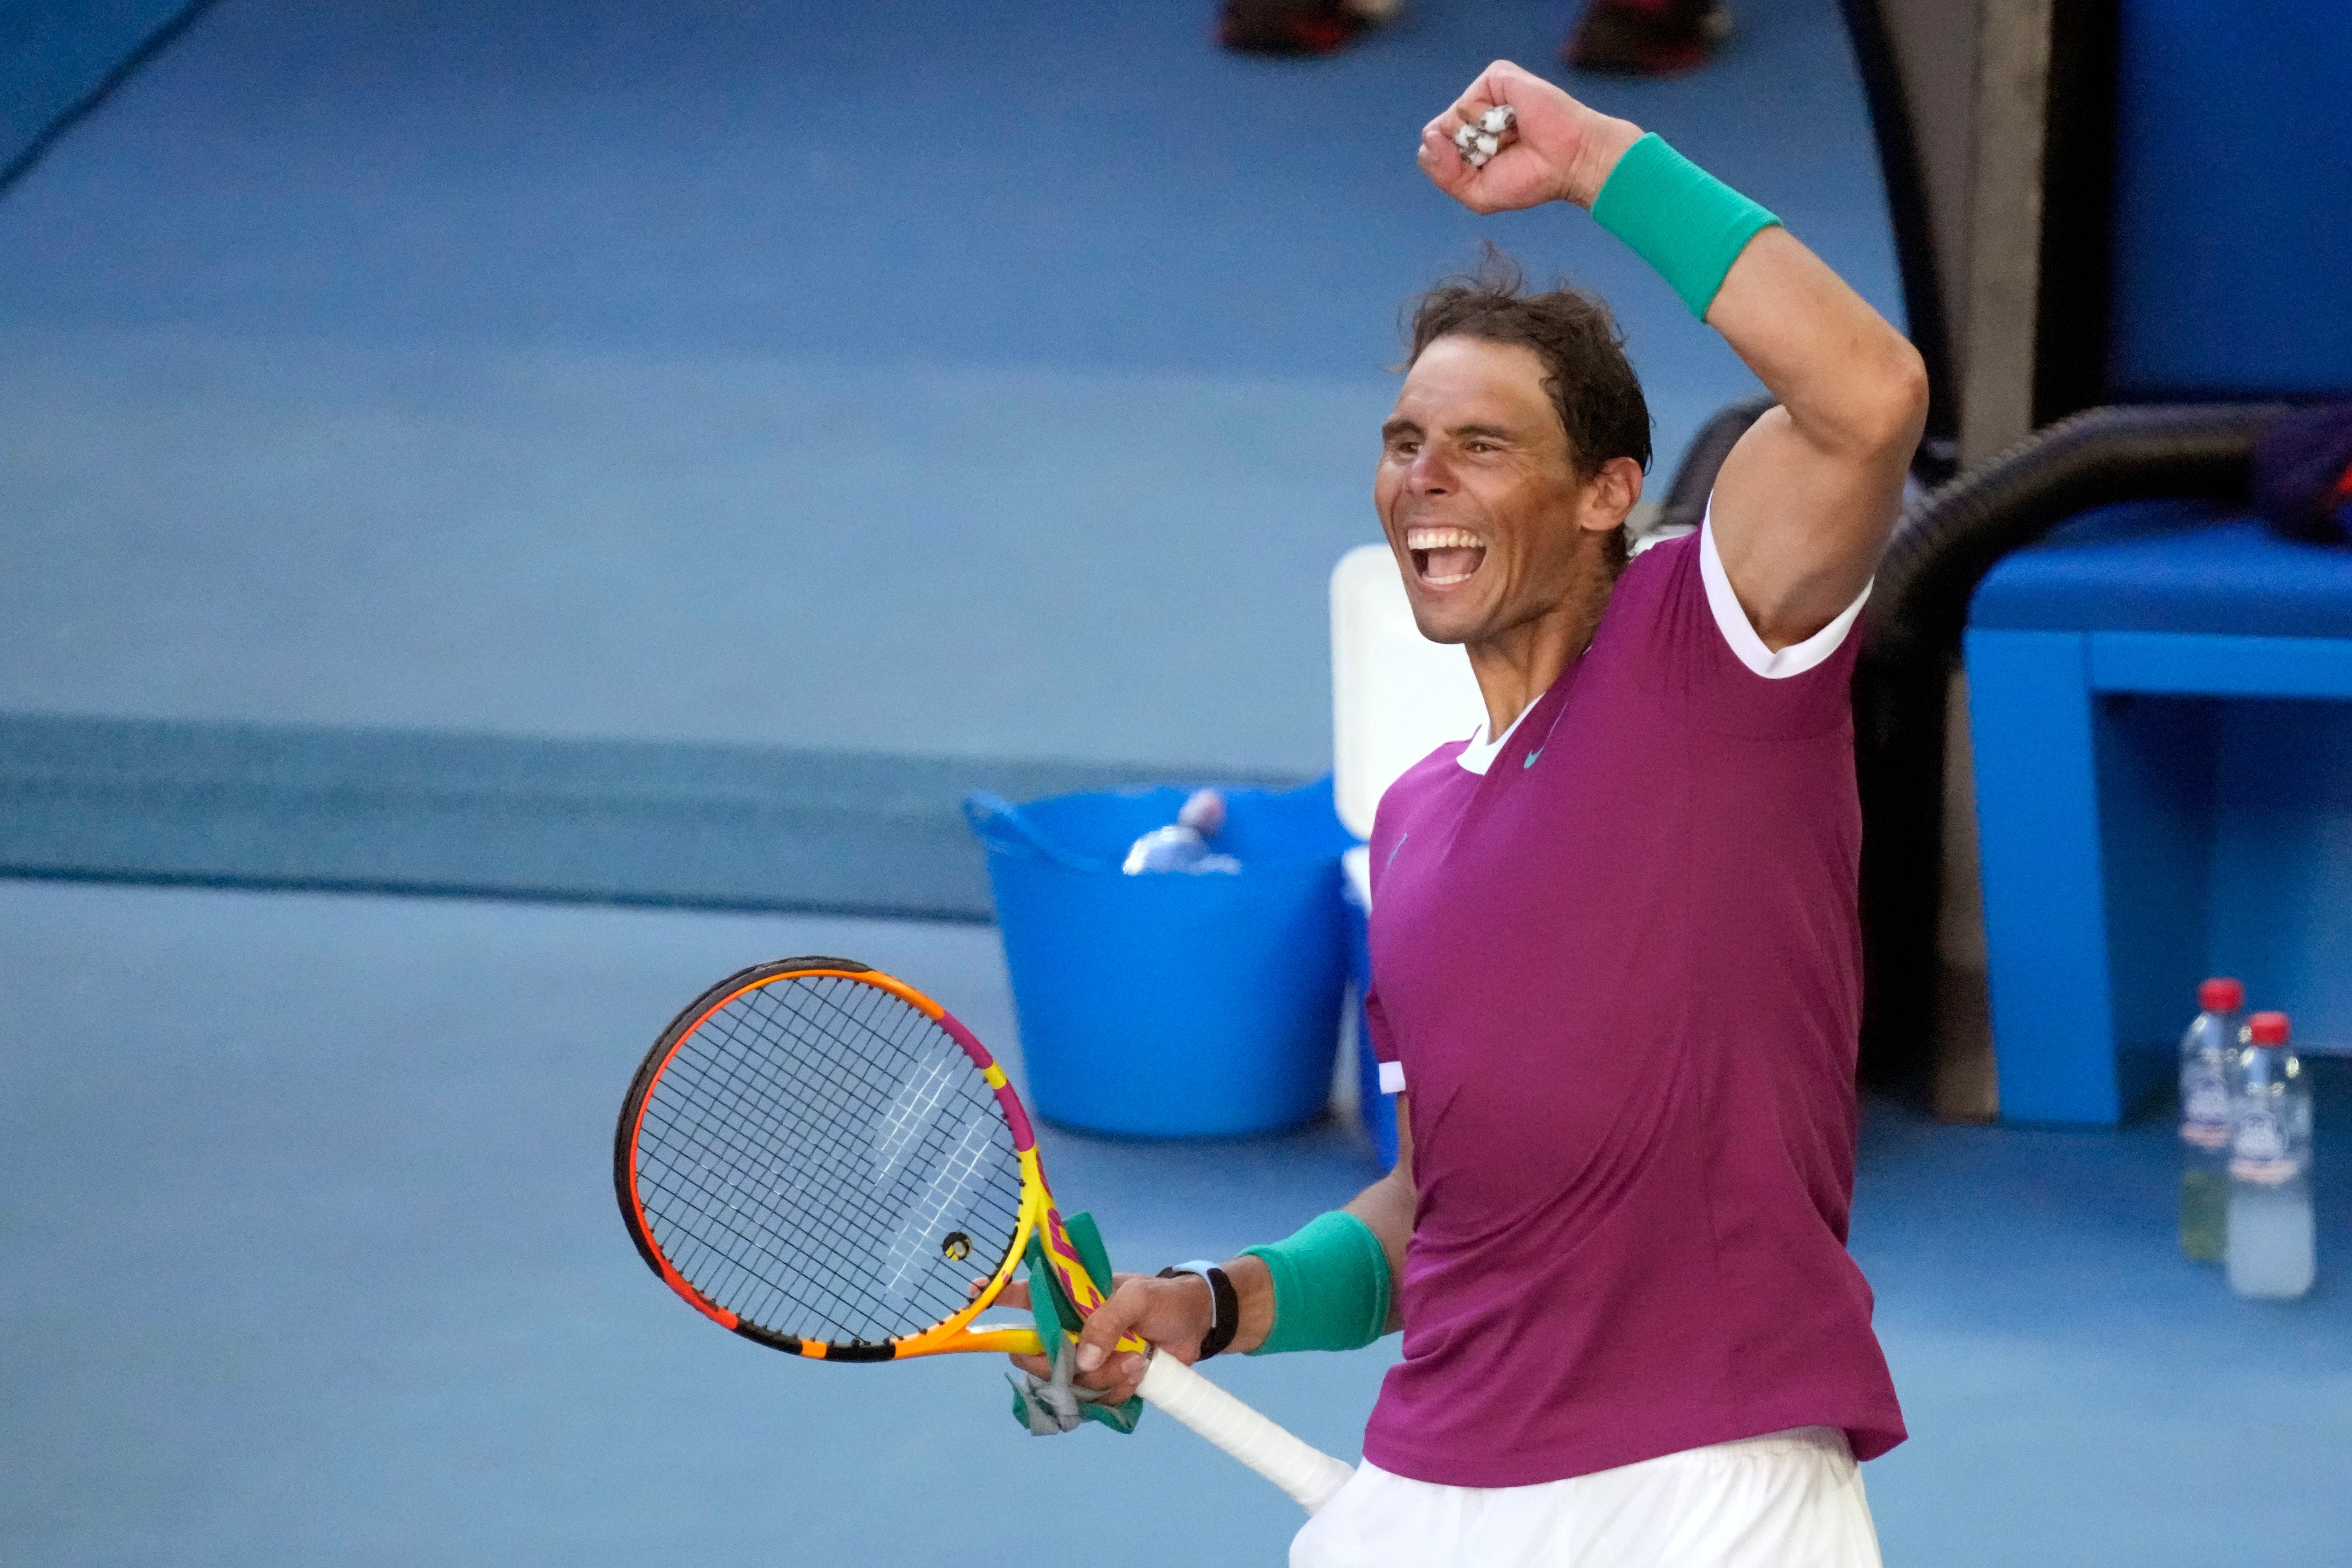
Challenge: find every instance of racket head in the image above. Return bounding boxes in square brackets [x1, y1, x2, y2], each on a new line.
[615, 956, 1062, 1360]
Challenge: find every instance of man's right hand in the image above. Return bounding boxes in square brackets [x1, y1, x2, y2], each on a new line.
[990, 1270, 1214, 1406]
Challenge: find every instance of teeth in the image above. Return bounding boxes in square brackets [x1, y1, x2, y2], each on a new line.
[1406, 527, 1483, 550]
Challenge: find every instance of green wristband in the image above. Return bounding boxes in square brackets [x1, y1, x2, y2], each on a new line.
[1240, 1210, 1392, 1355]
[1590, 132, 1780, 320]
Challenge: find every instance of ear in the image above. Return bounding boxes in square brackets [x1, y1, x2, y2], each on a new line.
[1576, 456, 1645, 533]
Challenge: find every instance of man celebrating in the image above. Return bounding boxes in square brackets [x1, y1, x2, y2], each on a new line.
[1017, 61, 1924, 1565]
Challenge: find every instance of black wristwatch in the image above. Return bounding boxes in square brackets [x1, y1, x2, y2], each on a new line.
[1158, 1260, 1239, 1360]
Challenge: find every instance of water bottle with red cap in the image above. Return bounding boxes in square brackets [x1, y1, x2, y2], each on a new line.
[2225, 1010, 2315, 1300]
[2178, 977, 2244, 1262]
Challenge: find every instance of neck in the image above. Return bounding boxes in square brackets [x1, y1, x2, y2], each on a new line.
[1463, 560, 1616, 735]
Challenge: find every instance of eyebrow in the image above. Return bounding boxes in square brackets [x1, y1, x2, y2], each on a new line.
[1382, 418, 1517, 443]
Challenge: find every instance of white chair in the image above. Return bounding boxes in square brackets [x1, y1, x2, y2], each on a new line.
[1329, 543, 1485, 862]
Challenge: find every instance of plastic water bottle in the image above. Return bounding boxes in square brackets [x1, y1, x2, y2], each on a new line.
[1122, 789, 1241, 875]
[2178, 976, 2244, 1262]
[2226, 1011, 2315, 1301]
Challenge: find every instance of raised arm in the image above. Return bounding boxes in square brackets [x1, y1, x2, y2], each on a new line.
[1419, 61, 1927, 649]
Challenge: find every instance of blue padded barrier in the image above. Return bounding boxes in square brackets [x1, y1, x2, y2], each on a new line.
[1971, 504, 2352, 637]
[2085, 636, 2352, 702]
[1853, 405, 2282, 1092]
[1966, 511, 2352, 1122]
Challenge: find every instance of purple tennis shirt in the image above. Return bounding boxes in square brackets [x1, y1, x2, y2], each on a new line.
[1360, 528, 1905, 1488]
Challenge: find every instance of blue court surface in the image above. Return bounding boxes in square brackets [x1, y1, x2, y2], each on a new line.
[4, 879, 2347, 1567]
[1, 0, 1896, 776]
[8, 2, 2348, 1563]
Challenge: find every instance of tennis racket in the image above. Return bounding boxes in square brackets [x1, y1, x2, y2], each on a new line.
[613, 955, 1354, 1514]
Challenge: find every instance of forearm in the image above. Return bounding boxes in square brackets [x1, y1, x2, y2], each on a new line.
[1557, 121, 1922, 463]
[1202, 1164, 1410, 1353]
[1205, 1090, 1415, 1351]
[1066, 1111, 1412, 1394]
[1419, 59, 1922, 463]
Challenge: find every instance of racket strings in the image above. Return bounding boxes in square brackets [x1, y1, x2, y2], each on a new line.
[652, 986, 901, 1247]
[639, 1023, 885, 1330]
[633, 973, 1024, 1347]
[640, 983, 944, 1337]
[638, 1001, 880, 1330]
[648, 986, 958, 1327]
[639, 984, 928, 1332]
[774, 980, 1024, 1289]
[744, 980, 1024, 1335]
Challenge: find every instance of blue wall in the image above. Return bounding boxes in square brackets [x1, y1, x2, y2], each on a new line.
[2109, 0, 2352, 397]
[2203, 700, 2352, 1051]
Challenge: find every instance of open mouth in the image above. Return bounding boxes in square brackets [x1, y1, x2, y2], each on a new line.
[1406, 525, 1486, 588]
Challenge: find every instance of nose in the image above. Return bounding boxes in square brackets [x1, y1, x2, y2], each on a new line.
[1406, 444, 1453, 495]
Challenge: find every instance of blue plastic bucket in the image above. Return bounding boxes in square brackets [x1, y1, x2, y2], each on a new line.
[964, 778, 1356, 1138]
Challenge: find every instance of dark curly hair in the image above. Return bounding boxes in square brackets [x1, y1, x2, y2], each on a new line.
[1404, 248, 1654, 483]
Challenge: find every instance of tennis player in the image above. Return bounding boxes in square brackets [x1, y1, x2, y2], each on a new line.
[1017, 61, 1924, 1565]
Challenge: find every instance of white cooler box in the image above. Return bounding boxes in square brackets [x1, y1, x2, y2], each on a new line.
[1329, 543, 1484, 1167]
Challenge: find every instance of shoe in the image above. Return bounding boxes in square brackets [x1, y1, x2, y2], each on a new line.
[1564, 0, 1731, 76]
[1219, 0, 1382, 56]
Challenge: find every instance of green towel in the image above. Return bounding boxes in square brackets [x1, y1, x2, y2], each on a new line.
[1004, 1211, 1144, 1435]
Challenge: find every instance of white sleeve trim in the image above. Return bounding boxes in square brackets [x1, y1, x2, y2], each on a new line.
[1698, 504, 1870, 680]
[1377, 1060, 1407, 1095]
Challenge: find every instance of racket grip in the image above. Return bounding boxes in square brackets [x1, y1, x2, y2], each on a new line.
[1136, 1352, 1354, 1515]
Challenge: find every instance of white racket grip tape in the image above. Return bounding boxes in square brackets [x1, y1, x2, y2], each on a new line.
[1137, 1352, 1354, 1515]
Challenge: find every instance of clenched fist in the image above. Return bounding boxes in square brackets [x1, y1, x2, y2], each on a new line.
[1416, 59, 1644, 214]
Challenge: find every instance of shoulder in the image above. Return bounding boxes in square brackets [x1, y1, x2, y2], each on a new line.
[1582, 516, 1864, 739]
[1577, 529, 1701, 665]
[1378, 739, 1472, 824]
[1623, 527, 1699, 594]
[1596, 517, 1866, 681]
[1695, 512, 1869, 680]
[1588, 529, 1701, 643]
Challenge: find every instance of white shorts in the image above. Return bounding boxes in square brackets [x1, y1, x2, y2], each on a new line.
[1291, 1427, 1882, 1568]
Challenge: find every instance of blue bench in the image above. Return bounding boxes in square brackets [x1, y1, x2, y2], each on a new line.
[1966, 502, 2352, 1122]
